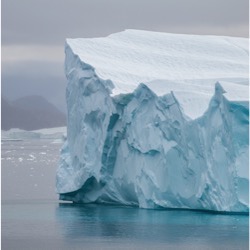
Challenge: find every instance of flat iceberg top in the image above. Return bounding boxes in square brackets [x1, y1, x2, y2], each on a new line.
[66, 29, 249, 119]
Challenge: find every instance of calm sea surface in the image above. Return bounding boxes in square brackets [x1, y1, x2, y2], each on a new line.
[1, 139, 249, 250]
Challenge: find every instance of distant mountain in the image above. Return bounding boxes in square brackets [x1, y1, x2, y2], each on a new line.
[2, 95, 66, 131]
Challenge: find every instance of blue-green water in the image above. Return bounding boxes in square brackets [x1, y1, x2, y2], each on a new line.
[2, 201, 249, 250]
[1, 140, 249, 249]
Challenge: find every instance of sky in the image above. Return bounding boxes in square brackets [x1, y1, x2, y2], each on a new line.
[2, 0, 249, 112]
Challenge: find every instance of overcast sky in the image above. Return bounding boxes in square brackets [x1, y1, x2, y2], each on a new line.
[2, 0, 249, 112]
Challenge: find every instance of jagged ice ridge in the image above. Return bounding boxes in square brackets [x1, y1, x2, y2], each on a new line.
[56, 30, 249, 212]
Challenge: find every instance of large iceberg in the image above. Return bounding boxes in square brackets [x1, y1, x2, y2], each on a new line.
[56, 30, 249, 212]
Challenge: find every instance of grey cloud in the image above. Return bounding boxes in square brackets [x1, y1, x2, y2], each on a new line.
[2, 0, 249, 46]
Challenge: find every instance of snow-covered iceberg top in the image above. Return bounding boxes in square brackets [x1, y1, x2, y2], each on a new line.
[66, 29, 248, 119]
[57, 30, 249, 213]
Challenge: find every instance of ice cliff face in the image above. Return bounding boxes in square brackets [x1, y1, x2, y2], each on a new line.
[56, 30, 249, 212]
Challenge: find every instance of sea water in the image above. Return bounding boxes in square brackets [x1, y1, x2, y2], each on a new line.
[1, 140, 249, 250]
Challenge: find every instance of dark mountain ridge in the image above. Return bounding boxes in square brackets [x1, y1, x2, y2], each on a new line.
[2, 95, 66, 131]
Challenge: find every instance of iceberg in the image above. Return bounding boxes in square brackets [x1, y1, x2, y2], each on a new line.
[56, 30, 249, 212]
[2, 127, 66, 141]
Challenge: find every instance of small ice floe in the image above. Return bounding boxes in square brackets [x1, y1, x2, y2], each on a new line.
[27, 154, 36, 161]
[51, 139, 63, 144]
[18, 157, 23, 162]
[6, 157, 12, 160]
[34, 184, 38, 187]
[30, 167, 34, 170]
[39, 152, 46, 155]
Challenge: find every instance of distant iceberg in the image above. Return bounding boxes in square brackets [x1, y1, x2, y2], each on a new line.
[2, 127, 66, 141]
[56, 30, 249, 212]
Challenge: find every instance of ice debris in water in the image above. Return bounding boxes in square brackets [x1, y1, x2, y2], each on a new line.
[56, 30, 249, 212]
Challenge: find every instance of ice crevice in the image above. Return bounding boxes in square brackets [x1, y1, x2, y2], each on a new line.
[56, 30, 249, 212]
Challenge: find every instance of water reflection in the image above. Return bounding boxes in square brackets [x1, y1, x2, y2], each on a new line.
[56, 203, 249, 248]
